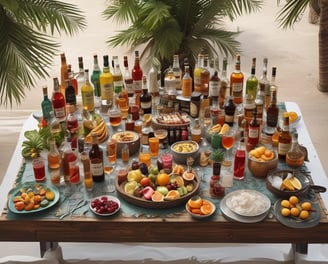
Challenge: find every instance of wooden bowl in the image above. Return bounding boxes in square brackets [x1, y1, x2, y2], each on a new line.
[247, 151, 278, 178]
[112, 131, 140, 158]
[171, 140, 200, 165]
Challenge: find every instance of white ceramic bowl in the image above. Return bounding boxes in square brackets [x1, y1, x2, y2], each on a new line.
[171, 140, 200, 165]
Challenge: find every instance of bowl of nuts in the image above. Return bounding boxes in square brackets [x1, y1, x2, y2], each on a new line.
[170, 140, 200, 165]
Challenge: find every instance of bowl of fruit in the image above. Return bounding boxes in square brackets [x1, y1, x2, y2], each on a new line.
[247, 146, 278, 178]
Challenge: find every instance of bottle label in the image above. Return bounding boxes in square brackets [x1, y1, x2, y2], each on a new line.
[101, 83, 114, 100]
[190, 102, 199, 118]
[209, 81, 220, 97]
[82, 91, 94, 108]
[133, 80, 142, 93]
[248, 127, 259, 139]
[114, 81, 123, 94]
[225, 114, 234, 123]
[232, 82, 243, 99]
[90, 162, 103, 176]
[54, 107, 66, 119]
[278, 142, 291, 156]
[125, 79, 134, 95]
[141, 101, 152, 110]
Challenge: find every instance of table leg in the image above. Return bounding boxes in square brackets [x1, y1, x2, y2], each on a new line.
[39, 241, 59, 257]
[292, 243, 308, 254]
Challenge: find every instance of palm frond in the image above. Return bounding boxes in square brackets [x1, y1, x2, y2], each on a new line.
[276, 0, 309, 29]
[102, 0, 139, 24]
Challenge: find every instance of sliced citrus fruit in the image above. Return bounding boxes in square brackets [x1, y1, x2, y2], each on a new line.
[124, 181, 139, 194]
[200, 202, 213, 215]
[183, 171, 195, 181]
[288, 111, 299, 123]
[151, 190, 164, 202]
[170, 175, 184, 187]
[282, 178, 295, 191]
[187, 196, 202, 209]
[164, 190, 181, 201]
[219, 123, 230, 135]
[143, 114, 152, 124]
[289, 177, 302, 190]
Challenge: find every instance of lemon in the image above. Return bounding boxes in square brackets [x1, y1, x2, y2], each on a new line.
[143, 114, 152, 124]
[288, 111, 299, 123]
[124, 181, 139, 194]
[127, 169, 142, 182]
[289, 177, 302, 190]
[219, 124, 230, 135]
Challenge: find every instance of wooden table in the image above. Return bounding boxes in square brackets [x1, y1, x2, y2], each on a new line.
[1, 102, 328, 257]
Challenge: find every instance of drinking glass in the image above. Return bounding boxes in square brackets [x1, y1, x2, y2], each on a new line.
[32, 158, 46, 182]
[105, 138, 117, 192]
[221, 129, 235, 166]
[149, 137, 159, 158]
[104, 165, 115, 193]
[108, 106, 122, 130]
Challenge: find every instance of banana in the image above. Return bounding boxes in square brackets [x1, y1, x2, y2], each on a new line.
[92, 120, 106, 134]
[98, 127, 109, 143]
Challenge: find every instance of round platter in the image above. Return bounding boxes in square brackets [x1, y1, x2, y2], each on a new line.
[89, 195, 120, 216]
[7, 182, 60, 214]
[115, 175, 200, 209]
[151, 112, 190, 129]
[274, 199, 321, 228]
[224, 189, 271, 217]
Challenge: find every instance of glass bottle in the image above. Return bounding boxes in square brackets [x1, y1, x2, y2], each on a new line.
[123, 56, 134, 97]
[67, 64, 78, 95]
[224, 96, 236, 127]
[286, 132, 305, 167]
[245, 57, 258, 103]
[100, 55, 114, 104]
[209, 70, 220, 105]
[121, 143, 130, 164]
[230, 54, 244, 105]
[200, 55, 210, 96]
[194, 53, 203, 93]
[81, 69, 95, 112]
[247, 108, 260, 151]
[140, 76, 152, 114]
[259, 58, 270, 110]
[234, 129, 246, 180]
[89, 132, 104, 182]
[41, 86, 53, 123]
[219, 57, 229, 109]
[141, 121, 153, 145]
[191, 118, 202, 144]
[81, 151, 93, 191]
[51, 77, 66, 123]
[49, 111, 62, 137]
[47, 138, 60, 170]
[148, 62, 160, 97]
[132, 50, 143, 96]
[172, 54, 182, 90]
[278, 112, 292, 160]
[243, 93, 255, 123]
[265, 67, 279, 134]
[65, 77, 77, 106]
[66, 104, 78, 135]
[182, 65, 192, 97]
[60, 53, 68, 97]
[164, 67, 176, 94]
[112, 56, 123, 96]
[255, 76, 265, 121]
[61, 135, 77, 183]
[76, 56, 84, 95]
[91, 54, 101, 97]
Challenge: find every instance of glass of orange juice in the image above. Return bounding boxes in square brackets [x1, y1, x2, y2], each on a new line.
[107, 138, 117, 165]
[149, 137, 159, 158]
[139, 147, 151, 167]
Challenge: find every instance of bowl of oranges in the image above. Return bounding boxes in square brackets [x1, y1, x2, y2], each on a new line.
[248, 146, 278, 178]
[186, 196, 216, 219]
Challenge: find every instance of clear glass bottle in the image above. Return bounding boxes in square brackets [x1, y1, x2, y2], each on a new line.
[191, 118, 202, 144]
[41, 86, 53, 123]
[47, 138, 60, 170]
[121, 143, 130, 163]
[91, 54, 101, 97]
[132, 50, 143, 96]
[60, 53, 68, 97]
[51, 77, 66, 123]
[172, 54, 182, 90]
[76, 56, 84, 95]
[81, 69, 95, 112]
[245, 57, 258, 103]
[61, 135, 77, 183]
[66, 104, 78, 135]
[194, 53, 203, 93]
[286, 132, 305, 167]
[201, 55, 210, 96]
[255, 76, 265, 121]
[81, 151, 93, 191]
[265, 67, 279, 134]
[148, 62, 160, 97]
[112, 55, 123, 96]
[259, 58, 270, 110]
[89, 132, 104, 182]
[230, 54, 244, 105]
[140, 76, 152, 114]
[123, 56, 134, 97]
[278, 112, 292, 160]
[100, 55, 114, 104]
[219, 57, 229, 109]
[182, 65, 192, 97]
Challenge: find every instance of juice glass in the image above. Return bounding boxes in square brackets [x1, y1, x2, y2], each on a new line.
[69, 158, 80, 184]
[32, 158, 46, 182]
[134, 120, 143, 135]
[222, 129, 235, 166]
[109, 108, 122, 127]
[161, 153, 173, 170]
[107, 138, 117, 164]
[50, 169, 61, 185]
[149, 137, 159, 158]
[139, 152, 151, 167]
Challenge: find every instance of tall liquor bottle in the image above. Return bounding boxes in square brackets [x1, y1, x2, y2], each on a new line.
[41, 86, 53, 122]
[81, 69, 95, 112]
[67, 64, 78, 95]
[132, 51, 143, 96]
[123, 56, 134, 97]
[112, 56, 123, 96]
[200, 55, 210, 96]
[209, 70, 220, 105]
[247, 108, 260, 151]
[245, 57, 258, 103]
[230, 54, 244, 105]
[51, 77, 66, 123]
[148, 62, 160, 97]
[65, 77, 77, 106]
[100, 55, 114, 104]
[265, 67, 278, 134]
[140, 76, 152, 114]
[193, 53, 203, 93]
[76, 57, 84, 95]
[224, 96, 236, 127]
[172, 54, 182, 90]
[60, 53, 68, 97]
[182, 65, 192, 97]
[91, 54, 101, 97]
[259, 58, 270, 110]
[89, 132, 104, 182]
[278, 112, 292, 160]
[219, 58, 229, 109]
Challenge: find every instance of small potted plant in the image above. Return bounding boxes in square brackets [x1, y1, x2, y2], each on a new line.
[210, 149, 225, 176]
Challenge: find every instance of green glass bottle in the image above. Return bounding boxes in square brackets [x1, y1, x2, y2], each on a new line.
[91, 54, 101, 97]
[41, 86, 53, 122]
[245, 57, 258, 103]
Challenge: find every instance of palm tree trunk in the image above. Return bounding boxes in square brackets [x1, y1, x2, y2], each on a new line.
[318, 0, 328, 92]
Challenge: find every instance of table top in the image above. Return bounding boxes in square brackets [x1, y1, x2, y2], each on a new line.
[1, 101, 328, 245]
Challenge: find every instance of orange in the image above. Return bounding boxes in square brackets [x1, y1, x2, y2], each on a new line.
[140, 177, 151, 187]
[156, 173, 170, 186]
[299, 210, 310, 219]
[281, 208, 290, 217]
[301, 201, 312, 211]
[187, 197, 202, 209]
[289, 195, 299, 205]
[200, 202, 213, 215]
[290, 207, 300, 217]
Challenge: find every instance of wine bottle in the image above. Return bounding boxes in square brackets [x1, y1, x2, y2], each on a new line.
[51, 77, 66, 123]
[89, 133, 104, 182]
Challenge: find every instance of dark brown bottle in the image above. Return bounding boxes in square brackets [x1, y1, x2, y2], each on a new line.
[278, 112, 292, 160]
[224, 96, 236, 127]
[89, 133, 104, 182]
[265, 67, 278, 134]
[247, 108, 260, 151]
[140, 76, 152, 114]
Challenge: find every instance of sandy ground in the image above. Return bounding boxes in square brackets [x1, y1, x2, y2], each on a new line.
[1, 0, 328, 260]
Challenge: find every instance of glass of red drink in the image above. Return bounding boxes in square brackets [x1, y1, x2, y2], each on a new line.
[32, 158, 46, 182]
[221, 129, 235, 166]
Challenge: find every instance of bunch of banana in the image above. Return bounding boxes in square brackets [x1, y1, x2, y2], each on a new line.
[84, 119, 109, 144]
